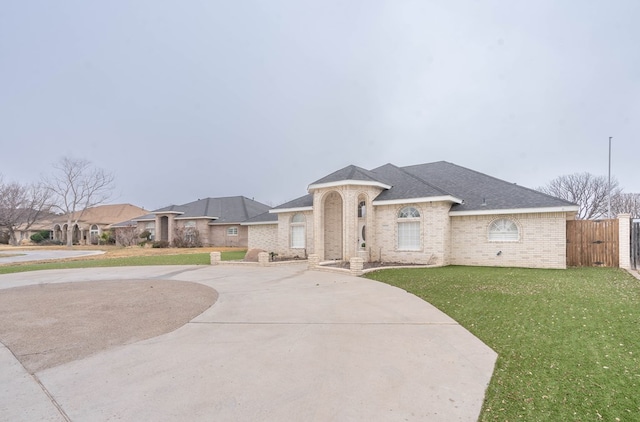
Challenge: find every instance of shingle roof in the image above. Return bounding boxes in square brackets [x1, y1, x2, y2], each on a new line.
[242, 211, 278, 224]
[272, 194, 314, 211]
[296, 161, 577, 213]
[54, 204, 148, 226]
[401, 161, 577, 212]
[148, 196, 271, 224]
[309, 165, 389, 187]
[371, 163, 457, 202]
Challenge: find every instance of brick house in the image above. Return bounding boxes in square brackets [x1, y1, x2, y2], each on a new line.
[16, 204, 148, 245]
[244, 161, 579, 269]
[122, 196, 271, 247]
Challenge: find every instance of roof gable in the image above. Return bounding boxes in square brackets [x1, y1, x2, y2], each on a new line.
[308, 165, 391, 190]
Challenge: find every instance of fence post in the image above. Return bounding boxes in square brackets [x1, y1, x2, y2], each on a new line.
[618, 214, 631, 269]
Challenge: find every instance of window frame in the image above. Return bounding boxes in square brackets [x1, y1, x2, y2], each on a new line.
[488, 218, 520, 242]
[397, 206, 422, 251]
[290, 213, 306, 249]
[227, 226, 238, 236]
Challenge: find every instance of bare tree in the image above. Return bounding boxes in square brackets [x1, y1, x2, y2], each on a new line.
[0, 175, 52, 245]
[537, 173, 621, 220]
[115, 226, 140, 247]
[44, 157, 115, 247]
[611, 192, 640, 219]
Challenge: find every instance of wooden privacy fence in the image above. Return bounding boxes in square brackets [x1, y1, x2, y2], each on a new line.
[566, 219, 619, 267]
[632, 220, 640, 270]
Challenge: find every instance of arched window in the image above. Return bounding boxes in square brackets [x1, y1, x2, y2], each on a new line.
[358, 201, 366, 218]
[488, 218, 519, 241]
[291, 213, 305, 248]
[397, 206, 421, 250]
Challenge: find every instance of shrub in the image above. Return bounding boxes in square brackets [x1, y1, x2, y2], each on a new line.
[30, 230, 52, 243]
[152, 240, 170, 248]
[172, 226, 202, 248]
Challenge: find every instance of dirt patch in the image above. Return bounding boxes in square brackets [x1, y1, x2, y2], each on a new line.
[0, 280, 217, 373]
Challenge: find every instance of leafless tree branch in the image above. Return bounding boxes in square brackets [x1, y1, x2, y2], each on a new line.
[44, 157, 115, 246]
[537, 172, 620, 220]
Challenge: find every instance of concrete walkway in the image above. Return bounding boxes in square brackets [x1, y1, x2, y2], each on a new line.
[0, 264, 497, 421]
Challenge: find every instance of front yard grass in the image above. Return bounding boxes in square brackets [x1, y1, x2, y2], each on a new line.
[0, 248, 247, 275]
[365, 266, 640, 421]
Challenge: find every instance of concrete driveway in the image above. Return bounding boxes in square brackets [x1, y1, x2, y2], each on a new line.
[0, 264, 497, 421]
[0, 249, 104, 264]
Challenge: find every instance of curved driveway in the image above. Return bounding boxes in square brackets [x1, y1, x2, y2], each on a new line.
[0, 264, 496, 421]
[0, 249, 104, 264]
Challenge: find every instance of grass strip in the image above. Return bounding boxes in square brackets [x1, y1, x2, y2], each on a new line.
[365, 266, 640, 421]
[0, 250, 246, 275]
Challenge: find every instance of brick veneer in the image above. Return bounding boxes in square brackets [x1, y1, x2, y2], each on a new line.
[450, 212, 569, 269]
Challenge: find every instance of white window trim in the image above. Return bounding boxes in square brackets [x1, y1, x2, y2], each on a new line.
[227, 227, 238, 236]
[488, 218, 520, 242]
[397, 206, 422, 251]
[290, 213, 306, 249]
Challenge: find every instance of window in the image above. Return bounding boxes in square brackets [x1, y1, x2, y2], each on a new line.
[358, 201, 366, 218]
[227, 227, 238, 236]
[145, 222, 155, 241]
[397, 206, 421, 250]
[290, 213, 305, 248]
[488, 218, 519, 241]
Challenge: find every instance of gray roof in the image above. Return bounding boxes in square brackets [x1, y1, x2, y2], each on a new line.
[401, 161, 577, 212]
[371, 163, 455, 202]
[149, 196, 271, 224]
[309, 165, 388, 186]
[282, 161, 577, 213]
[272, 194, 314, 210]
[243, 211, 278, 224]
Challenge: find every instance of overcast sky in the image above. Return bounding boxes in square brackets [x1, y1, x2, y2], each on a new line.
[2, 1, 638, 210]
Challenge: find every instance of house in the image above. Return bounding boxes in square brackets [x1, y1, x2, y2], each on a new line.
[119, 196, 271, 247]
[244, 161, 579, 269]
[16, 204, 148, 245]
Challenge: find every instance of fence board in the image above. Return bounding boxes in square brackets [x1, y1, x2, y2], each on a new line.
[566, 219, 619, 267]
[632, 221, 640, 270]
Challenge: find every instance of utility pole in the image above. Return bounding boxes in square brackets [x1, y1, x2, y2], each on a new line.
[608, 136, 612, 219]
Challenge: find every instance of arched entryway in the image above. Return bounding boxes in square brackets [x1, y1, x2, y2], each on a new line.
[323, 191, 343, 260]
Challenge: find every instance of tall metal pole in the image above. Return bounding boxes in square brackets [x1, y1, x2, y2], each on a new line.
[608, 136, 612, 219]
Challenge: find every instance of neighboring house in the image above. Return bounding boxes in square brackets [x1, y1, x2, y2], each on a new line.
[118, 196, 271, 247]
[244, 161, 579, 269]
[16, 204, 148, 245]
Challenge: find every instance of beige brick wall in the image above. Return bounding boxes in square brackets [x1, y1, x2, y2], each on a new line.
[450, 212, 568, 269]
[373, 202, 451, 265]
[208, 224, 247, 247]
[247, 224, 279, 252]
[274, 211, 314, 258]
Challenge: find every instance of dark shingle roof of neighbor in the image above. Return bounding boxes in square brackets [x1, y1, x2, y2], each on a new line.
[148, 196, 271, 224]
[280, 161, 577, 212]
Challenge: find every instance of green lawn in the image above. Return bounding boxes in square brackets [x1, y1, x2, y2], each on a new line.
[365, 266, 640, 422]
[0, 250, 246, 275]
